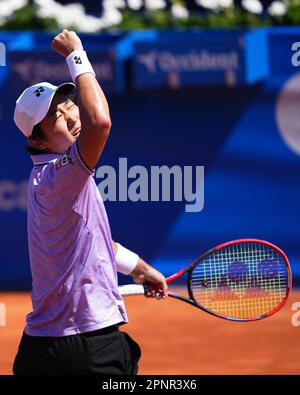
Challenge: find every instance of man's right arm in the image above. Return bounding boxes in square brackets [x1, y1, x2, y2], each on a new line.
[51, 29, 111, 170]
[76, 72, 111, 170]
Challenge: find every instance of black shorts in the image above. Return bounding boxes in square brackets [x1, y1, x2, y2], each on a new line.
[13, 325, 141, 375]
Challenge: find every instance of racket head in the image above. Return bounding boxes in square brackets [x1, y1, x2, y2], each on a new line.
[186, 239, 292, 322]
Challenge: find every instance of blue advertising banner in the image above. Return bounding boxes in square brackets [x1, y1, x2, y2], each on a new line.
[132, 29, 269, 89]
[0, 29, 299, 290]
[9, 49, 122, 95]
[4, 32, 127, 94]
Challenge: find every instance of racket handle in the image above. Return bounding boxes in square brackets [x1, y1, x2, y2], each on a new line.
[118, 284, 145, 296]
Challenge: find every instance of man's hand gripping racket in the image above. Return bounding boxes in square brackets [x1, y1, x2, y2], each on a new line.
[118, 239, 292, 322]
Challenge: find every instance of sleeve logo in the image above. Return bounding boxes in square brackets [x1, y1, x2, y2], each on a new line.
[56, 149, 74, 170]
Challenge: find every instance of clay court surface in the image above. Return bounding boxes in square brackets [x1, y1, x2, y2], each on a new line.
[0, 289, 300, 375]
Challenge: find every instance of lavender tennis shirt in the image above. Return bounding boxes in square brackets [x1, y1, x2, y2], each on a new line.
[25, 142, 128, 336]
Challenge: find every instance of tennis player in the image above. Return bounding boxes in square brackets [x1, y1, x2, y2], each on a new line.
[12, 29, 168, 375]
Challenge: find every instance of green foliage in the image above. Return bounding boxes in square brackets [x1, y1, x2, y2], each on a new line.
[203, 8, 264, 29]
[0, 4, 58, 31]
[0, 2, 299, 32]
[118, 10, 174, 30]
[117, 10, 147, 30]
[118, 7, 269, 30]
[282, 3, 300, 25]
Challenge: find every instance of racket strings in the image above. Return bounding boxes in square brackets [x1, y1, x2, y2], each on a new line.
[190, 242, 289, 320]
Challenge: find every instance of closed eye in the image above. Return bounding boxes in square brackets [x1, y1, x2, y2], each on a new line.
[52, 104, 75, 121]
[49, 99, 74, 119]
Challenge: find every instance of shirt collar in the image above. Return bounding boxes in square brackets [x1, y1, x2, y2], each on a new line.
[31, 152, 60, 166]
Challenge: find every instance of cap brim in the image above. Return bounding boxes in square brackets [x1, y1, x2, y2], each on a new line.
[55, 82, 76, 96]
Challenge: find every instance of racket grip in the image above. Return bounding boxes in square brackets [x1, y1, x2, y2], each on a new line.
[118, 284, 145, 296]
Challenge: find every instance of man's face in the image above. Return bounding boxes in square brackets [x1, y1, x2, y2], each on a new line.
[36, 92, 81, 154]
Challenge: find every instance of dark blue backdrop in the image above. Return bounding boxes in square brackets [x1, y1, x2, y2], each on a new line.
[0, 28, 299, 289]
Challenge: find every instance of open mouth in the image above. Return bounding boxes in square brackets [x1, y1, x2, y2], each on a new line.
[72, 128, 81, 137]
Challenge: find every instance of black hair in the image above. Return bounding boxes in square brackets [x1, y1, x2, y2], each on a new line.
[26, 124, 48, 155]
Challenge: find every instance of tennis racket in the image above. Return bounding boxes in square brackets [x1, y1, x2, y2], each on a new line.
[118, 239, 292, 322]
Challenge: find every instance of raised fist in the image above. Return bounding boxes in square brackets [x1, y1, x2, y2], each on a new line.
[51, 29, 83, 58]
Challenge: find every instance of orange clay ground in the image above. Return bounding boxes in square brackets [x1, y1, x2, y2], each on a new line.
[0, 289, 300, 375]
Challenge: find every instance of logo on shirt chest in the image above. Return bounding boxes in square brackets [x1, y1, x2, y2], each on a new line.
[56, 150, 74, 170]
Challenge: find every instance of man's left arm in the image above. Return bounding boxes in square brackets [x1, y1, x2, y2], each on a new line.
[112, 241, 168, 299]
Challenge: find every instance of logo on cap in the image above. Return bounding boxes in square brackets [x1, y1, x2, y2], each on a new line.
[34, 87, 45, 97]
[74, 56, 82, 64]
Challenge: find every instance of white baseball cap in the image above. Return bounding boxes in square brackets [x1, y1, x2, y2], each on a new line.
[14, 81, 75, 137]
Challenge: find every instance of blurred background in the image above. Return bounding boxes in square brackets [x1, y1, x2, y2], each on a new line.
[0, 0, 299, 290]
[0, 0, 300, 376]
